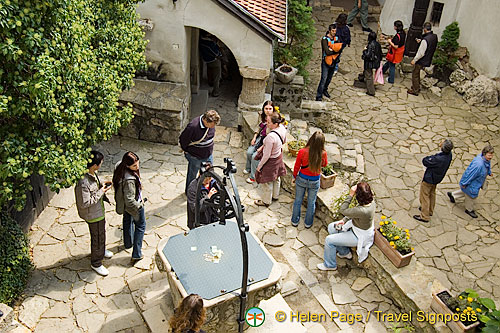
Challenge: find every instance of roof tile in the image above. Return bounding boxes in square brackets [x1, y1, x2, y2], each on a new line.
[233, 0, 287, 39]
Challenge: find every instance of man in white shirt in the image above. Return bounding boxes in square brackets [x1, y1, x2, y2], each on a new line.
[408, 22, 438, 96]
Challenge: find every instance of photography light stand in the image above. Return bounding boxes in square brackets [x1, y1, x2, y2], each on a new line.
[194, 158, 249, 333]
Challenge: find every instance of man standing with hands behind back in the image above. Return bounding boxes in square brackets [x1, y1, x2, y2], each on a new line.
[413, 139, 453, 223]
[346, 0, 372, 33]
[408, 22, 438, 96]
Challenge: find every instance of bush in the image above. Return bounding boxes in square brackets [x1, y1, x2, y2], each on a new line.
[0, 0, 147, 211]
[433, 21, 460, 81]
[273, 0, 316, 79]
[0, 213, 33, 304]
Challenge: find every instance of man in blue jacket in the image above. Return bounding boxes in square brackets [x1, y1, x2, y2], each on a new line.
[448, 145, 494, 218]
[413, 139, 453, 223]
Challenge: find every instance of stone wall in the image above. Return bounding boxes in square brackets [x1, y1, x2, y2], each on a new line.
[119, 79, 189, 145]
[272, 75, 305, 113]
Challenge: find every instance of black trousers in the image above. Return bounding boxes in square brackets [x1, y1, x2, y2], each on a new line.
[88, 219, 106, 268]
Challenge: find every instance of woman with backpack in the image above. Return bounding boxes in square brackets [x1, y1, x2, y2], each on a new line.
[113, 151, 146, 262]
[358, 31, 382, 96]
[291, 131, 328, 229]
[382, 20, 406, 84]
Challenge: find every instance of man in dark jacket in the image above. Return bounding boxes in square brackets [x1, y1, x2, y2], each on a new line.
[414, 139, 453, 222]
[358, 31, 382, 96]
[179, 110, 220, 194]
[408, 22, 438, 96]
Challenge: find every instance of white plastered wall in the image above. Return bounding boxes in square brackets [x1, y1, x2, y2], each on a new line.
[137, 0, 273, 84]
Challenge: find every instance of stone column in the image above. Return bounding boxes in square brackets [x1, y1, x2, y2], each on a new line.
[238, 67, 270, 111]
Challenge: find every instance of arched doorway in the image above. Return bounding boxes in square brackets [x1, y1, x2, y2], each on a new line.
[190, 28, 242, 128]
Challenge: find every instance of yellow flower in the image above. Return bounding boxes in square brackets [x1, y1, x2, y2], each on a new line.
[459, 296, 463, 300]
[406, 236, 410, 240]
[381, 215, 387, 220]
[389, 241, 395, 246]
[467, 297, 473, 303]
[476, 308, 482, 312]
[393, 221, 397, 224]
[379, 221, 384, 226]
[382, 233, 386, 236]
[394, 236, 400, 240]
[385, 221, 389, 225]
[456, 308, 460, 311]
[405, 229, 409, 233]
[463, 309, 467, 313]
[467, 307, 472, 311]
[411, 247, 414, 251]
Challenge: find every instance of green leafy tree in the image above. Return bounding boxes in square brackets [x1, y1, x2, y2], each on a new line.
[274, 0, 316, 79]
[432, 21, 460, 80]
[0, 0, 147, 211]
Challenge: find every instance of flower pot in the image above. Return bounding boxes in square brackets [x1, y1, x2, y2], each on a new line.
[288, 146, 299, 157]
[275, 64, 298, 84]
[320, 172, 337, 189]
[374, 228, 414, 268]
[287, 140, 306, 157]
[430, 289, 480, 333]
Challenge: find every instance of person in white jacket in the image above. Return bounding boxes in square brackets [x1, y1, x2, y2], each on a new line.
[318, 182, 375, 271]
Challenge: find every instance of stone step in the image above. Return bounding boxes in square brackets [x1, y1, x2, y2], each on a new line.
[249, 294, 306, 333]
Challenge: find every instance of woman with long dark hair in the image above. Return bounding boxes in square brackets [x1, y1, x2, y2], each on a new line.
[318, 182, 375, 271]
[113, 151, 146, 261]
[382, 20, 406, 84]
[169, 294, 206, 333]
[244, 100, 275, 184]
[291, 131, 328, 228]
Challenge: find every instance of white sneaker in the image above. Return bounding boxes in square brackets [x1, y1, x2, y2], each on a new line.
[243, 169, 250, 175]
[104, 250, 114, 259]
[246, 177, 255, 184]
[317, 263, 337, 271]
[91, 265, 109, 276]
[337, 252, 353, 260]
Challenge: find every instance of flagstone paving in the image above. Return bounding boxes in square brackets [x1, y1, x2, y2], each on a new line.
[6, 3, 500, 333]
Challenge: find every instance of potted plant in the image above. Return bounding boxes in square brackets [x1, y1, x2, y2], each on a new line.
[320, 164, 337, 189]
[374, 216, 414, 268]
[287, 139, 306, 157]
[331, 191, 358, 220]
[275, 64, 298, 84]
[430, 288, 497, 333]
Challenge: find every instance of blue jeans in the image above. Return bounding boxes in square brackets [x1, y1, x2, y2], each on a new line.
[245, 145, 260, 179]
[184, 152, 213, 194]
[323, 221, 358, 268]
[291, 176, 320, 227]
[382, 61, 395, 84]
[334, 54, 342, 72]
[123, 207, 146, 259]
[316, 60, 336, 100]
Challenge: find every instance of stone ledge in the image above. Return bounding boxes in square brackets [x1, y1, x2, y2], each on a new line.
[0, 303, 14, 331]
[120, 78, 187, 112]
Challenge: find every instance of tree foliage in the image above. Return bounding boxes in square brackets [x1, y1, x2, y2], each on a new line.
[0, 0, 147, 210]
[433, 21, 460, 80]
[0, 213, 33, 304]
[274, 0, 316, 79]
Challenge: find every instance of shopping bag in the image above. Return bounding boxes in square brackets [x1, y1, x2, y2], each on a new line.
[374, 63, 384, 85]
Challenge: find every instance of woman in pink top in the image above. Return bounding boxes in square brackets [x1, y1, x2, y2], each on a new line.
[254, 112, 287, 207]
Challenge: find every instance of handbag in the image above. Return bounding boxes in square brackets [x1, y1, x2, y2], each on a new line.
[374, 63, 384, 85]
[386, 48, 395, 62]
[254, 149, 263, 161]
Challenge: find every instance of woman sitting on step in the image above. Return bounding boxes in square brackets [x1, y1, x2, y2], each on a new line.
[317, 182, 375, 271]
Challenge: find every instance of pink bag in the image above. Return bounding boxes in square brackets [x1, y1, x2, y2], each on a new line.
[374, 63, 384, 85]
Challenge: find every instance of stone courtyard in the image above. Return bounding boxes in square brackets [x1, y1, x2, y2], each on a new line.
[2, 1, 500, 333]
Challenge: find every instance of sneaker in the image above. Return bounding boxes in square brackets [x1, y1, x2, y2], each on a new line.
[317, 263, 337, 271]
[243, 169, 250, 175]
[447, 192, 455, 203]
[465, 210, 478, 218]
[315, 97, 322, 101]
[91, 265, 109, 276]
[305, 224, 313, 229]
[407, 89, 419, 96]
[291, 221, 299, 227]
[131, 255, 144, 262]
[323, 91, 331, 98]
[333, 70, 338, 76]
[337, 252, 353, 260]
[104, 250, 114, 259]
[246, 177, 255, 184]
[362, 27, 373, 33]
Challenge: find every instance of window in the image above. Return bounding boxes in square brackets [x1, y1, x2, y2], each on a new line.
[430, 2, 445, 26]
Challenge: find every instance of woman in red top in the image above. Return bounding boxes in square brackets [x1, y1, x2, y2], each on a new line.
[291, 131, 328, 228]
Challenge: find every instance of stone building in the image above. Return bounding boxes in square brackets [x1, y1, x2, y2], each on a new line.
[120, 0, 287, 144]
[380, 0, 500, 78]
